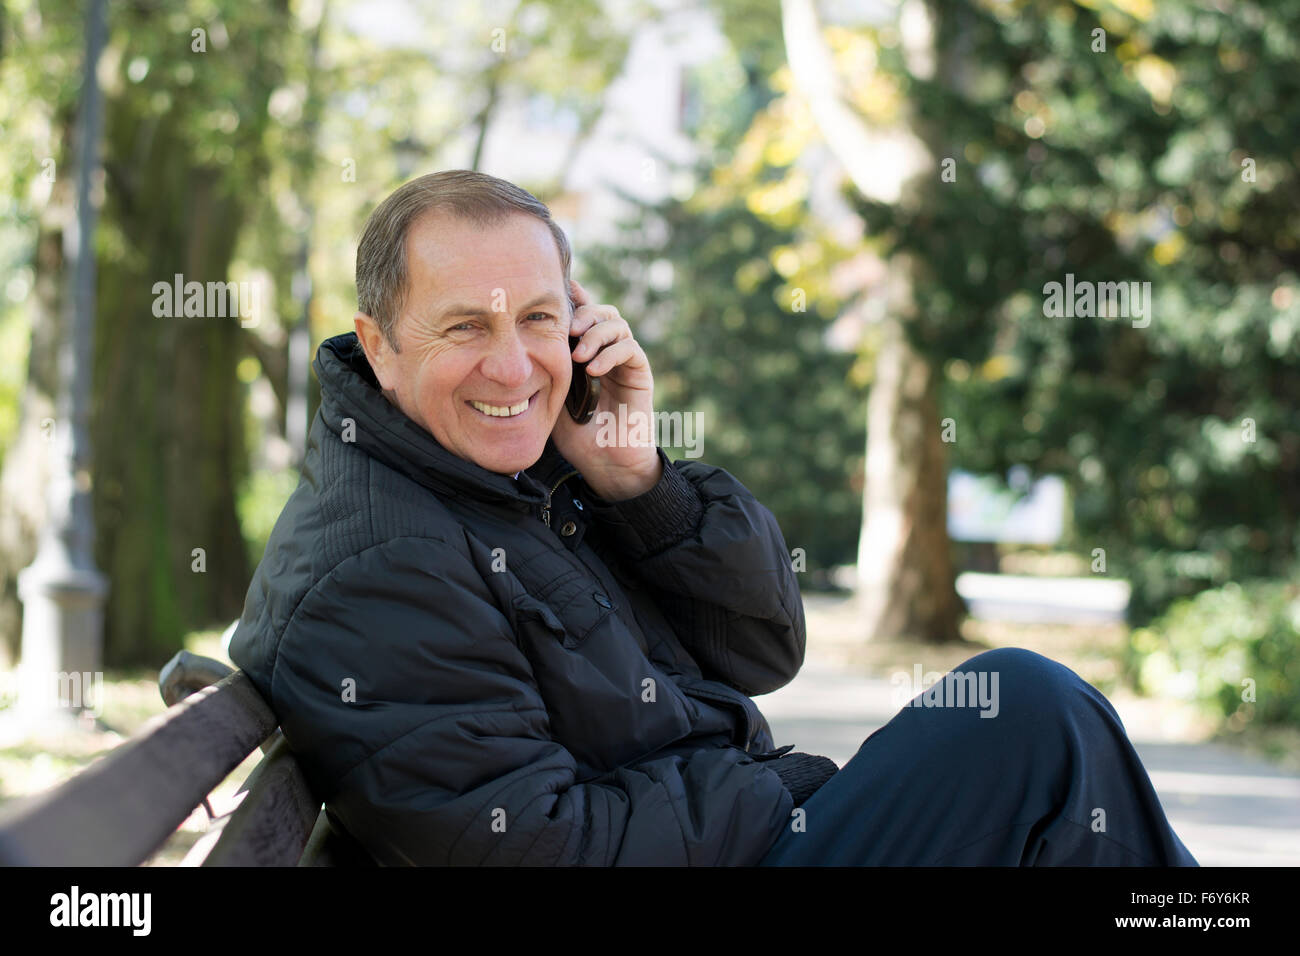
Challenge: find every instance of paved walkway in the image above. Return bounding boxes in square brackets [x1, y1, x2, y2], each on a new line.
[752, 655, 1300, 866]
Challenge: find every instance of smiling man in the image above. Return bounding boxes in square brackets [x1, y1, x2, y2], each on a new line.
[358, 203, 579, 476]
[227, 169, 1197, 868]
[351, 194, 661, 500]
[226, 169, 823, 866]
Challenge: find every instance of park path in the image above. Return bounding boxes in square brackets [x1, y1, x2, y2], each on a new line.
[752, 608, 1300, 867]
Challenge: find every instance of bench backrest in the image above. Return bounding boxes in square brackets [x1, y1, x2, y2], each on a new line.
[0, 651, 372, 867]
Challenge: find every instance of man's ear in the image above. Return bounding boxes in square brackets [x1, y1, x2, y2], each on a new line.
[354, 311, 398, 390]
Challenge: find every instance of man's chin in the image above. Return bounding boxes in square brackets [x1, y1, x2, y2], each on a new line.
[470, 439, 547, 477]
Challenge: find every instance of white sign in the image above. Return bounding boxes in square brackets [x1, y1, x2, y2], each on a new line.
[947, 467, 1065, 544]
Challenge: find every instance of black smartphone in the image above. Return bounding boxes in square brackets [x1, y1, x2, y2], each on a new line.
[566, 294, 600, 424]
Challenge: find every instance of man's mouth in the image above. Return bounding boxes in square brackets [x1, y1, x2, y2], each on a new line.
[467, 392, 537, 419]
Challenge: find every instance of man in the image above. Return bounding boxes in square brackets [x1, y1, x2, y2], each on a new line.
[229, 169, 1198, 867]
[228, 168, 825, 866]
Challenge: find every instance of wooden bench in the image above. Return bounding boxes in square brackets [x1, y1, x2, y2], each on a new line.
[0, 650, 375, 867]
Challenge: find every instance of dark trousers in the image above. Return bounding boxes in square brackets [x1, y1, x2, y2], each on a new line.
[758, 648, 1199, 866]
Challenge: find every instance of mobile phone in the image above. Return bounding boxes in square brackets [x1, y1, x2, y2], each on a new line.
[566, 294, 601, 424]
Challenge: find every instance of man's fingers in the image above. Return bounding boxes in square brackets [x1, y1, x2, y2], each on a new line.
[569, 278, 591, 308]
[585, 337, 646, 376]
[574, 314, 630, 357]
[570, 305, 614, 338]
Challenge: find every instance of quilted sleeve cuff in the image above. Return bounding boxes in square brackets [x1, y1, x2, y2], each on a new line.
[583, 446, 704, 560]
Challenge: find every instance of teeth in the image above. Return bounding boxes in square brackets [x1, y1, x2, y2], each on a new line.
[470, 397, 529, 417]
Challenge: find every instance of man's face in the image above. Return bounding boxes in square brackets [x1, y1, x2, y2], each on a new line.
[357, 210, 573, 476]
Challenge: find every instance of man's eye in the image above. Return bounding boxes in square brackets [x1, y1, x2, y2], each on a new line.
[526, 312, 554, 321]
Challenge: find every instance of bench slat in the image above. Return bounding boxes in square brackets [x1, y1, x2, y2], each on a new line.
[201, 734, 320, 866]
[0, 671, 277, 866]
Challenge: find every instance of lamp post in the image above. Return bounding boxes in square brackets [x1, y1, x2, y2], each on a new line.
[12, 0, 110, 733]
[392, 136, 426, 181]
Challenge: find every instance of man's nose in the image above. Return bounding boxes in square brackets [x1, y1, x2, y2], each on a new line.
[479, 326, 533, 387]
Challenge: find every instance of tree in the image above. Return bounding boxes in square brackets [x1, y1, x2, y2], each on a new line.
[825, 0, 1300, 627]
[778, 0, 962, 643]
[581, 15, 868, 586]
[0, 0, 296, 665]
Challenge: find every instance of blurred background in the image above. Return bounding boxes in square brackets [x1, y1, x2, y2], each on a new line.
[0, 0, 1297, 864]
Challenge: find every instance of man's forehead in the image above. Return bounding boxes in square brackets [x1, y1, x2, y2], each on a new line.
[407, 207, 551, 251]
[423, 272, 566, 307]
[406, 212, 562, 294]
[432, 267, 559, 289]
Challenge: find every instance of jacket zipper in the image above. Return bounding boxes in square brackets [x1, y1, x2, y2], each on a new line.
[540, 468, 580, 529]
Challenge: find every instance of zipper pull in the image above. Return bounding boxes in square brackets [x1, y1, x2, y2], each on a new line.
[539, 468, 578, 530]
[749, 744, 795, 762]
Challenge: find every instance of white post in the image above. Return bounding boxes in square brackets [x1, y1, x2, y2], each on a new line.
[10, 0, 110, 735]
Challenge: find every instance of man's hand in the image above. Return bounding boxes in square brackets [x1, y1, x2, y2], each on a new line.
[551, 279, 662, 501]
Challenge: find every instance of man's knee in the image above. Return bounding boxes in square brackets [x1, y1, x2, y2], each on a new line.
[946, 647, 1095, 726]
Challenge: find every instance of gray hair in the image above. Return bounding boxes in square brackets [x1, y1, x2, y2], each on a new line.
[355, 169, 572, 352]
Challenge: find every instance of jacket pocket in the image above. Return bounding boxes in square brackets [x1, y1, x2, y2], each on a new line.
[511, 592, 570, 647]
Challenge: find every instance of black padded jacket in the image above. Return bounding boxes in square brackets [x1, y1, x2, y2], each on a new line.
[228, 331, 807, 865]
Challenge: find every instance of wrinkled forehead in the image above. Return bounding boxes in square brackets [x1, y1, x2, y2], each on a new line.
[406, 209, 566, 298]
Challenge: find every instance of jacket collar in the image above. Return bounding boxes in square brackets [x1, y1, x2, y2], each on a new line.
[313, 332, 578, 509]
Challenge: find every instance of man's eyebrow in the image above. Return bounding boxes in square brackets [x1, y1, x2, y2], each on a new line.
[436, 292, 564, 322]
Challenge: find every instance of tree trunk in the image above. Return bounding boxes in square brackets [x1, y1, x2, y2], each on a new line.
[86, 21, 288, 664]
[857, 308, 961, 643]
[781, 0, 962, 643]
[92, 142, 254, 665]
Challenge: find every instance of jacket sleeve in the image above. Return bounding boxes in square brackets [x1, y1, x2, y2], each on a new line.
[264, 535, 793, 866]
[582, 446, 806, 696]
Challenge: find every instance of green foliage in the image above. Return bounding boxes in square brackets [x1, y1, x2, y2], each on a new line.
[851, 0, 1300, 625]
[1130, 577, 1300, 729]
[0, 300, 27, 459]
[578, 17, 867, 579]
[236, 467, 299, 570]
[7, 0, 1299, 664]
[583, 188, 866, 576]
